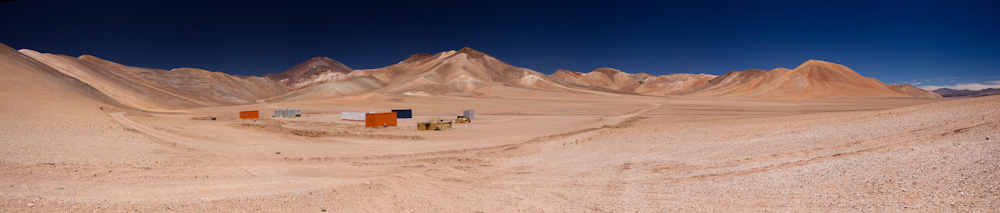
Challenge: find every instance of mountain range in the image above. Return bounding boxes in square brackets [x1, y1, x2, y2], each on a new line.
[1, 43, 941, 110]
[931, 88, 1000, 97]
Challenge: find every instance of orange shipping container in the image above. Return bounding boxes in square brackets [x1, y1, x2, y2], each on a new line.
[240, 110, 259, 119]
[365, 112, 397, 128]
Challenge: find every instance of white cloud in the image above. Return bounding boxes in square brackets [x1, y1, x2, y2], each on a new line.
[919, 80, 1000, 91]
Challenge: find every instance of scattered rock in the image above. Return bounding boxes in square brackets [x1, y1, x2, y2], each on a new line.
[27, 203, 34, 207]
[276, 152, 281, 155]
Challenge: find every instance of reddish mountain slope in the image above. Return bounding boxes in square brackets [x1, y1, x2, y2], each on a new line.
[263, 57, 353, 88]
[688, 60, 914, 99]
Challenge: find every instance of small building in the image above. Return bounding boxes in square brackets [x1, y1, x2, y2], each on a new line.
[418, 120, 453, 130]
[463, 109, 475, 119]
[365, 112, 397, 128]
[391, 109, 413, 118]
[274, 109, 301, 118]
[342, 111, 371, 121]
[239, 110, 259, 119]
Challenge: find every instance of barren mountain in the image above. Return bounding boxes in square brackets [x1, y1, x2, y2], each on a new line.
[0, 44, 123, 108]
[0, 43, 167, 165]
[8, 46, 938, 107]
[21, 50, 290, 109]
[887, 84, 942, 98]
[19, 50, 206, 109]
[360, 47, 581, 96]
[272, 76, 386, 100]
[549, 68, 649, 89]
[932, 88, 1000, 97]
[688, 60, 917, 99]
[263, 57, 353, 88]
[550, 68, 716, 95]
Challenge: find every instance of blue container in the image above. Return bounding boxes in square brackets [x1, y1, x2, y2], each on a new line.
[391, 109, 413, 118]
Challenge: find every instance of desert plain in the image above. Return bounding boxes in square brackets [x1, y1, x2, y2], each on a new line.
[1, 43, 998, 211]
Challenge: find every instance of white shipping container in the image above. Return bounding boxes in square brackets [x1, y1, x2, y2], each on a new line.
[342, 111, 369, 121]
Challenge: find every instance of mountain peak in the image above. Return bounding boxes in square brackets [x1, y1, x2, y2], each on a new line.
[456, 47, 488, 57]
[458, 47, 481, 53]
[308, 56, 334, 61]
[305, 57, 347, 67]
[554, 68, 577, 73]
[591, 67, 623, 79]
[263, 56, 354, 86]
[551, 69, 584, 80]
[400, 53, 434, 64]
[790, 59, 867, 82]
[797, 59, 837, 68]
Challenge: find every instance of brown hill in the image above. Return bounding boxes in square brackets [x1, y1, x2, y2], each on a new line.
[887, 84, 942, 98]
[360, 47, 582, 96]
[263, 57, 353, 88]
[629, 73, 718, 95]
[21, 50, 291, 109]
[550, 68, 648, 89]
[687, 60, 915, 99]
[19, 50, 206, 109]
[83, 56, 290, 108]
[0, 43, 168, 164]
[0, 44, 124, 108]
[271, 76, 386, 100]
[550, 68, 715, 95]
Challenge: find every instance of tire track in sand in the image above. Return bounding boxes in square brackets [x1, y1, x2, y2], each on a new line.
[109, 112, 203, 152]
[655, 121, 991, 182]
[304, 104, 662, 165]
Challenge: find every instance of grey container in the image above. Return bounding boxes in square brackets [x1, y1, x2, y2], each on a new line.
[463, 109, 474, 119]
[274, 109, 301, 118]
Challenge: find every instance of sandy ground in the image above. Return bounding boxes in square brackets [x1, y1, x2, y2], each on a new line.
[1, 94, 997, 211]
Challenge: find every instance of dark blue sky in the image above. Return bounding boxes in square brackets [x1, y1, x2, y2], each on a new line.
[2, 0, 998, 88]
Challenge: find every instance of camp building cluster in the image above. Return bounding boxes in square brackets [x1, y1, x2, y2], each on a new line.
[237, 109, 475, 130]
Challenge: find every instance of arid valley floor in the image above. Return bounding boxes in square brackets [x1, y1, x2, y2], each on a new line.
[2, 93, 998, 211]
[1, 43, 999, 211]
